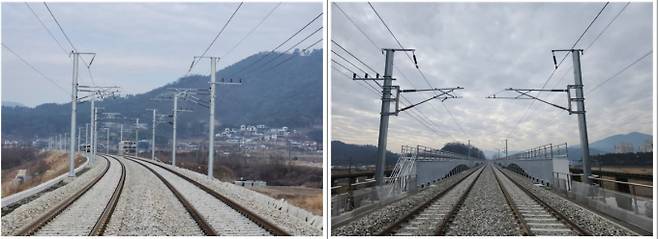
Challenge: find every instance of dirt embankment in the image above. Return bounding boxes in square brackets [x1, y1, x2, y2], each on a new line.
[1, 149, 84, 197]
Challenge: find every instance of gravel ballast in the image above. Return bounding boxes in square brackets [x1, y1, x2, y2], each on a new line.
[500, 167, 638, 236]
[136, 158, 270, 236]
[34, 157, 123, 235]
[1, 156, 107, 236]
[139, 157, 322, 236]
[104, 157, 202, 236]
[446, 165, 519, 236]
[332, 166, 482, 236]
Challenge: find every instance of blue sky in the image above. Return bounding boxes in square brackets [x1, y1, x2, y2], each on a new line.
[2, 2, 322, 107]
[331, 2, 653, 153]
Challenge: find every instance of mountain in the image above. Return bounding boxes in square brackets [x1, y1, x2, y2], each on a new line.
[1, 101, 26, 108]
[331, 141, 399, 166]
[567, 132, 652, 163]
[589, 132, 652, 153]
[2, 50, 322, 141]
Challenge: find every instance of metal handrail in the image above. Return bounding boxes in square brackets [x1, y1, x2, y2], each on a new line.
[556, 172, 653, 189]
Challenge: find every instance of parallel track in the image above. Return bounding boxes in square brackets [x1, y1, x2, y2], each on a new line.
[14, 155, 126, 236]
[492, 165, 591, 236]
[124, 155, 290, 236]
[377, 165, 485, 235]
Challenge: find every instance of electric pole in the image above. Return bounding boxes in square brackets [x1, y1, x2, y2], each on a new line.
[468, 139, 471, 159]
[135, 118, 139, 157]
[120, 124, 123, 142]
[85, 123, 89, 147]
[77, 127, 82, 153]
[172, 94, 178, 165]
[194, 56, 241, 178]
[487, 49, 592, 184]
[105, 128, 110, 154]
[146, 108, 157, 161]
[352, 48, 463, 186]
[505, 139, 508, 160]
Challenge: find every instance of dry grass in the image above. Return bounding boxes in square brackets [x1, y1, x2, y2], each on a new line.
[251, 186, 323, 215]
[1, 150, 84, 197]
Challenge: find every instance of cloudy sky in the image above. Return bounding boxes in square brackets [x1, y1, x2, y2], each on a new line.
[2, 2, 321, 106]
[331, 2, 653, 155]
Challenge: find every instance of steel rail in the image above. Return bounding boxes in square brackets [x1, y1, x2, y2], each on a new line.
[14, 155, 112, 236]
[89, 154, 126, 235]
[491, 165, 531, 236]
[376, 165, 484, 235]
[435, 165, 486, 235]
[496, 165, 592, 236]
[125, 156, 217, 236]
[125, 155, 290, 236]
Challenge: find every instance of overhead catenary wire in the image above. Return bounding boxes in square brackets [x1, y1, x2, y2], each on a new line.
[43, 2, 98, 87]
[333, 3, 460, 141]
[2, 43, 68, 95]
[505, 2, 610, 139]
[588, 50, 652, 94]
[25, 2, 68, 56]
[368, 2, 467, 139]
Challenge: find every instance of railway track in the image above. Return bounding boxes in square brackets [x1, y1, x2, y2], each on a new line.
[14, 155, 126, 236]
[378, 165, 485, 236]
[123, 155, 290, 236]
[492, 164, 591, 236]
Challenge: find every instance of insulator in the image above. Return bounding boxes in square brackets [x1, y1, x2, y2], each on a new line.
[364, 73, 368, 78]
[376, 73, 380, 78]
[353, 73, 357, 79]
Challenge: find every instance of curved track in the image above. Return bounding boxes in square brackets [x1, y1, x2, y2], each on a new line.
[123, 156, 289, 236]
[15, 155, 126, 236]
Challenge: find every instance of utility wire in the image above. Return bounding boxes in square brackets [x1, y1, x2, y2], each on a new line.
[333, 64, 382, 97]
[43, 2, 97, 86]
[25, 2, 68, 56]
[332, 59, 381, 95]
[368, 2, 467, 138]
[258, 38, 322, 74]
[588, 50, 652, 94]
[2, 43, 68, 94]
[190, 2, 244, 72]
[221, 2, 281, 58]
[332, 40, 379, 75]
[584, 2, 630, 51]
[335, 3, 458, 140]
[226, 12, 322, 78]
[251, 26, 322, 71]
[506, 2, 610, 139]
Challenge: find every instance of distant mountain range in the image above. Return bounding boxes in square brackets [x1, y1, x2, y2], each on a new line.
[2, 50, 322, 141]
[331, 141, 399, 166]
[567, 132, 652, 162]
[1, 101, 25, 108]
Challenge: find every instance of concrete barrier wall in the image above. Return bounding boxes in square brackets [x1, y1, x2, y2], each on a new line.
[496, 159, 554, 184]
[415, 160, 478, 187]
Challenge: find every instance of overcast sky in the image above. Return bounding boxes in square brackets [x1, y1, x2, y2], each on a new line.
[331, 2, 653, 155]
[2, 2, 321, 106]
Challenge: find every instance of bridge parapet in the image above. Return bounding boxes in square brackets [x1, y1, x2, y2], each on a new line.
[388, 145, 483, 190]
[495, 143, 569, 186]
